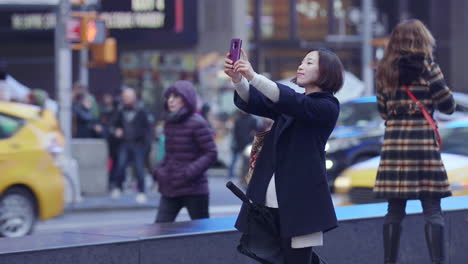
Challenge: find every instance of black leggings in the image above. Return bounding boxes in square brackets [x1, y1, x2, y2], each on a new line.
[155, 195, 209, 223]
[268, 208, 317, 264]
[384, 198, 444, 226]
[281, 238, 313, 264]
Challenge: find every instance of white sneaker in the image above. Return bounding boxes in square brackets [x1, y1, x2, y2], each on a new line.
[136, 193, 147, 203]
[110, 188, 121, 199]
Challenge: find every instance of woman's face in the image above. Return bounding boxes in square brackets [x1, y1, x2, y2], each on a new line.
[296, 51, 320, 87]
[167, 93, 185, 113]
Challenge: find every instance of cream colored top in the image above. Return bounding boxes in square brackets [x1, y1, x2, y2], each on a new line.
[266, 175, 323, 248]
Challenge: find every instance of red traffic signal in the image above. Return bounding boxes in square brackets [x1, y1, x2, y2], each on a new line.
[86, 19, 106, 44]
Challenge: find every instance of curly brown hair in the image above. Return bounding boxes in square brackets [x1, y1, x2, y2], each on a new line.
[376, 19, 435, 93]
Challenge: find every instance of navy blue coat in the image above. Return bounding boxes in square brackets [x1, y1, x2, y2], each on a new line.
[234, 82, 339, 238]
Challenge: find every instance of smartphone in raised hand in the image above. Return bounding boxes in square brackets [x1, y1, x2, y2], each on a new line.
[229, 39, 242, 63]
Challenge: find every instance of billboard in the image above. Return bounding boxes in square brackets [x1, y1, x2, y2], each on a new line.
[0, 0, 197, 47]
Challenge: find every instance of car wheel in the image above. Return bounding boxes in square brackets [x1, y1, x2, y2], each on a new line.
[0, 187, 37, 237]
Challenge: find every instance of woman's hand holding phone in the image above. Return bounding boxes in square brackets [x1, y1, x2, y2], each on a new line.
[224, 53, 242, 83]
[224, 48, 256, 83]
[233, 49, 256, 81]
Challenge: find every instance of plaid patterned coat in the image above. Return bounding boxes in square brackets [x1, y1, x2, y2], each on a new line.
[374, 58, 456, 199]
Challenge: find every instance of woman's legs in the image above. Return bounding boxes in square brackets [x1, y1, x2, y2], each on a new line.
[155, 196, 183, 223]
[281, 238, 313, 264]
[421, 198, 445, 264]
[383, 199, 407, 264]
[183, 195, 210, 220]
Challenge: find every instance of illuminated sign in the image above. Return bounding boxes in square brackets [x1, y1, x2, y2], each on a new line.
[11, 13, 55, 30]
[0, 0, 197, 47]
[10, 11, 166, 31]
[100, 0, 167, 29]
[99, 11, 165, 29]
[131, 0, 165, 12]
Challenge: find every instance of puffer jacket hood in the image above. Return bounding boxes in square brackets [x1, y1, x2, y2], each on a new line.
[163, 80, 197, 115]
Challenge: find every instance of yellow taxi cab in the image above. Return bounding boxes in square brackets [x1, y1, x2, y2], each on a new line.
[0, 101, 64, 237]
[334, 120, 468, 204]
[334, 153, 468, 204]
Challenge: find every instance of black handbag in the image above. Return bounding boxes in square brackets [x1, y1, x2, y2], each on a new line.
[226, 182, 328, 264]
[226, 181, 284, 264]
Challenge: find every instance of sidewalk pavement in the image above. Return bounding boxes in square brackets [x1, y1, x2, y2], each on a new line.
[66, 168, 231, 212]
[65, 191, 161, 212]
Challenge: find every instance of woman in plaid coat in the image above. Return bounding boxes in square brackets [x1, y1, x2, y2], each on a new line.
[374, 19, 456, 264]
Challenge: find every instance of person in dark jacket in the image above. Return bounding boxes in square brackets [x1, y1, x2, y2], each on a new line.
[229, 110, 258, 179]
[111, 87, 152, 203]
[99, 93, 121, 189]
[72, 93, 101, 138]
[153, 80, 217, 223]
[224, 48, 343, 263]
[374, 19, 456, 264]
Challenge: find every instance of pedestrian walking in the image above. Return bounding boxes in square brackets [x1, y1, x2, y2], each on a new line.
[374, 19, 456, 264]
[110, 87, 153, 203]
[72, 83, 102, 138]
[224, 47, 343, 263]
[153, 80, 217, 223]
[99, 93, 121, 190]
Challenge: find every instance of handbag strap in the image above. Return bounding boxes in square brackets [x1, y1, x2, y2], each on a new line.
[403, 86, 442, 150]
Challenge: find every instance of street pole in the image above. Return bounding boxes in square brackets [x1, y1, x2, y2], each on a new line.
[55, 0, 72, 158]
[79, 49, 89, 87]
[252, 0, 262, 72]
[289, 0, 298, 40]
[362, 0, 374, 96]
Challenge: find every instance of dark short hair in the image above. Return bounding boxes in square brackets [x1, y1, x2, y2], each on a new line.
[292, 48, 344, 94]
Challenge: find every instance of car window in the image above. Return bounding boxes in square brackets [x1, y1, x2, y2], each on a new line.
[337, 102, 381, 127]
[0, 114, 23, 139]
[441, 127, 468, 156]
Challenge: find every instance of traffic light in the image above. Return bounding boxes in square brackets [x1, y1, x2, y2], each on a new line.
[80, 18, 106, 45]
[70, 11, 117, 65]
[85, 19, 106, 44]
[89, 37, 117, 65]
[70, 12, 106, 46]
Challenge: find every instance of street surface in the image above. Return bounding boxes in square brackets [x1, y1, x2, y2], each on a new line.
[36, 176, 344, 234]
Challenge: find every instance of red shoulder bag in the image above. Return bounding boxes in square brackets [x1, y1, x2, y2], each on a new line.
[404, 86, 442, 150]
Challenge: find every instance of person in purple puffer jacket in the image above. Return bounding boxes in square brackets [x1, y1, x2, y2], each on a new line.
[153, 80, 217, 223]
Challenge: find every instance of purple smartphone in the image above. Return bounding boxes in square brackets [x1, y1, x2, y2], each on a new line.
[229, 38, 242, 63]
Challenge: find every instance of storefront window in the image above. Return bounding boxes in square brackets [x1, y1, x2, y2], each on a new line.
[297, 0, 328, 40]
[247, 0, 290, 40]
[120, 51, 197, 119]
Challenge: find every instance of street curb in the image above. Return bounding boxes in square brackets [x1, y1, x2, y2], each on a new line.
[64, 204, 158, 213]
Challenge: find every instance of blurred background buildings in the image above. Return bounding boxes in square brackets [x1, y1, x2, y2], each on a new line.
[1, 0, 467, 119]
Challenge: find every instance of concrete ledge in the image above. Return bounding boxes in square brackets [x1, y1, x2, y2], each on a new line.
[1, 196, 467, 264]
[71, 138, 109, 195]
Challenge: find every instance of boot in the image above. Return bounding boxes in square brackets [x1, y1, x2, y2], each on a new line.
[383, 223, 401, 264]
[425, 223, 445, 264]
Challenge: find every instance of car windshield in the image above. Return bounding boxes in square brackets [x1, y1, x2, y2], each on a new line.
[440, 126, 468, 156]
[337, 102, 382, 127]
[0, 114, 23, 139]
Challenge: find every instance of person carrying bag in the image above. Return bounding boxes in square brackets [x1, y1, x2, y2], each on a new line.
[224, 47, 343, 264]
[374, 19, 456, 264]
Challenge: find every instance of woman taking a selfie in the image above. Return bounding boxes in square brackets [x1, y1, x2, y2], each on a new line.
[374, 19, 455, 264]
[225, 48, 343, 263]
